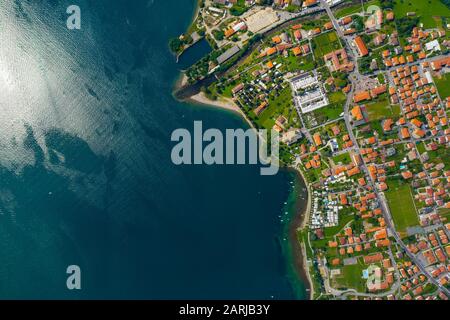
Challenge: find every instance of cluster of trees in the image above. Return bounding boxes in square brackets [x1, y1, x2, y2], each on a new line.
[397, 16, 420, 37]
[359, 56, 374, 74]
[169, 27, 206, 54]
[379, 0, 394, 9]
[332, 71, 349, 89]
[441, 0, 450, 8]
[212, 29, 224, 41]
[229, 1, 249, 16]
[353, 15, 364, 32]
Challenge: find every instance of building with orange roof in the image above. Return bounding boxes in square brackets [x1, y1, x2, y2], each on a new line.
[294, 30, 302, 41]
[401, 127, 410, 139]
[354, 36, 369, 56]
[225, 28, 236, 38]
[267, 47, 277, 56]
[254, 102, 268, 116]
[364, 252, 383, 264]
[324, 21, 333, 30]
[371, 85, 387, 97]
[340, 194, 348, 205]
[353, 91, 371, 103]
[374, 228, 387, 240]
[303, 0, 318, 6]
[413, 129, 426, 138]
[347, 167, 360, 177]
[292, 47, 302, 56]
[411, 118, 423, 128]
[313, 133, 322, 146]
[272, 36, 282, 44]
[431, 57, 450, 70]
[401, 171, 413, 179]
[382, 119, 394, 132]
[340, 16, 352, 25]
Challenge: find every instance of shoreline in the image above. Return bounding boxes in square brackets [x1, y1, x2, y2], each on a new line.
[187, 92, 255, 129]
[283, 167, 313, 300]
[175, 0, 203, 62]
[173, 0, 314, 300]
[291, 166, 314, 300]
[179, 89, 315, 300]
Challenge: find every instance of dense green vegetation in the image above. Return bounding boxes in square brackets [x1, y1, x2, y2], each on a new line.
[230, 0, 249, 16]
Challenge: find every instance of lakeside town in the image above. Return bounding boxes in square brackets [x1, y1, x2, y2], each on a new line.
[173, 0, 450, 300]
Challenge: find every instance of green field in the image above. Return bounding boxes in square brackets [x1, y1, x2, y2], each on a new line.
[434, 72, 450, 99]
[313, 31, 342, 60]
[386, 179, 420, 235]
[257, 86, 294, 129]
[393, 0, 450, 28]
[366, 99, 401, 121]
[332, 258, 368, 293]
[334, 0, 381, 19]
[329, 91, 347, 104]
[332, 152, 352, 165]
[276, 52, 316, 73]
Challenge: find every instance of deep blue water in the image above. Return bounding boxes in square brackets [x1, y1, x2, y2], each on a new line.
[0, 0, 305, 299]
[177, 38, 212, 70]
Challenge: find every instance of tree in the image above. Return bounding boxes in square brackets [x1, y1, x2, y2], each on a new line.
[212, 29, 225, 41]
[169, 38, 183, 53]
[397, 17, 420, 37]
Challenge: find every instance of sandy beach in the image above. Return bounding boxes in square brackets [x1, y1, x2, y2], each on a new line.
[188, 92, 255, 128]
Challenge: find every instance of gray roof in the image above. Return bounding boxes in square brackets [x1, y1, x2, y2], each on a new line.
[217, 46, 240, 65]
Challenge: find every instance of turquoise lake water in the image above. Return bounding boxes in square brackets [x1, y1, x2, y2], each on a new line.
[0, 0, 306, 299]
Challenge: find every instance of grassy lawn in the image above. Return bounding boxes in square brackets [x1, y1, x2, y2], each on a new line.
[334, 0, 380, 18]
[393, 0, 450, 28]
[332, 258, 368, 293]
[434, 72, 450, 99]
[313, 31, 342, 60]
[257, 86, 293, 129]
[366, 99, 401, 121]
[329, 91, 346, 104]
[386, 179, 420, 236]
[310, 103, 344, 126]
[277, 53, 316, 73]
[332, 152, 352, 165]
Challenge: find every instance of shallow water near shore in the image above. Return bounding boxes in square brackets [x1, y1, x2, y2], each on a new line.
[0, 0, 307, 299]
